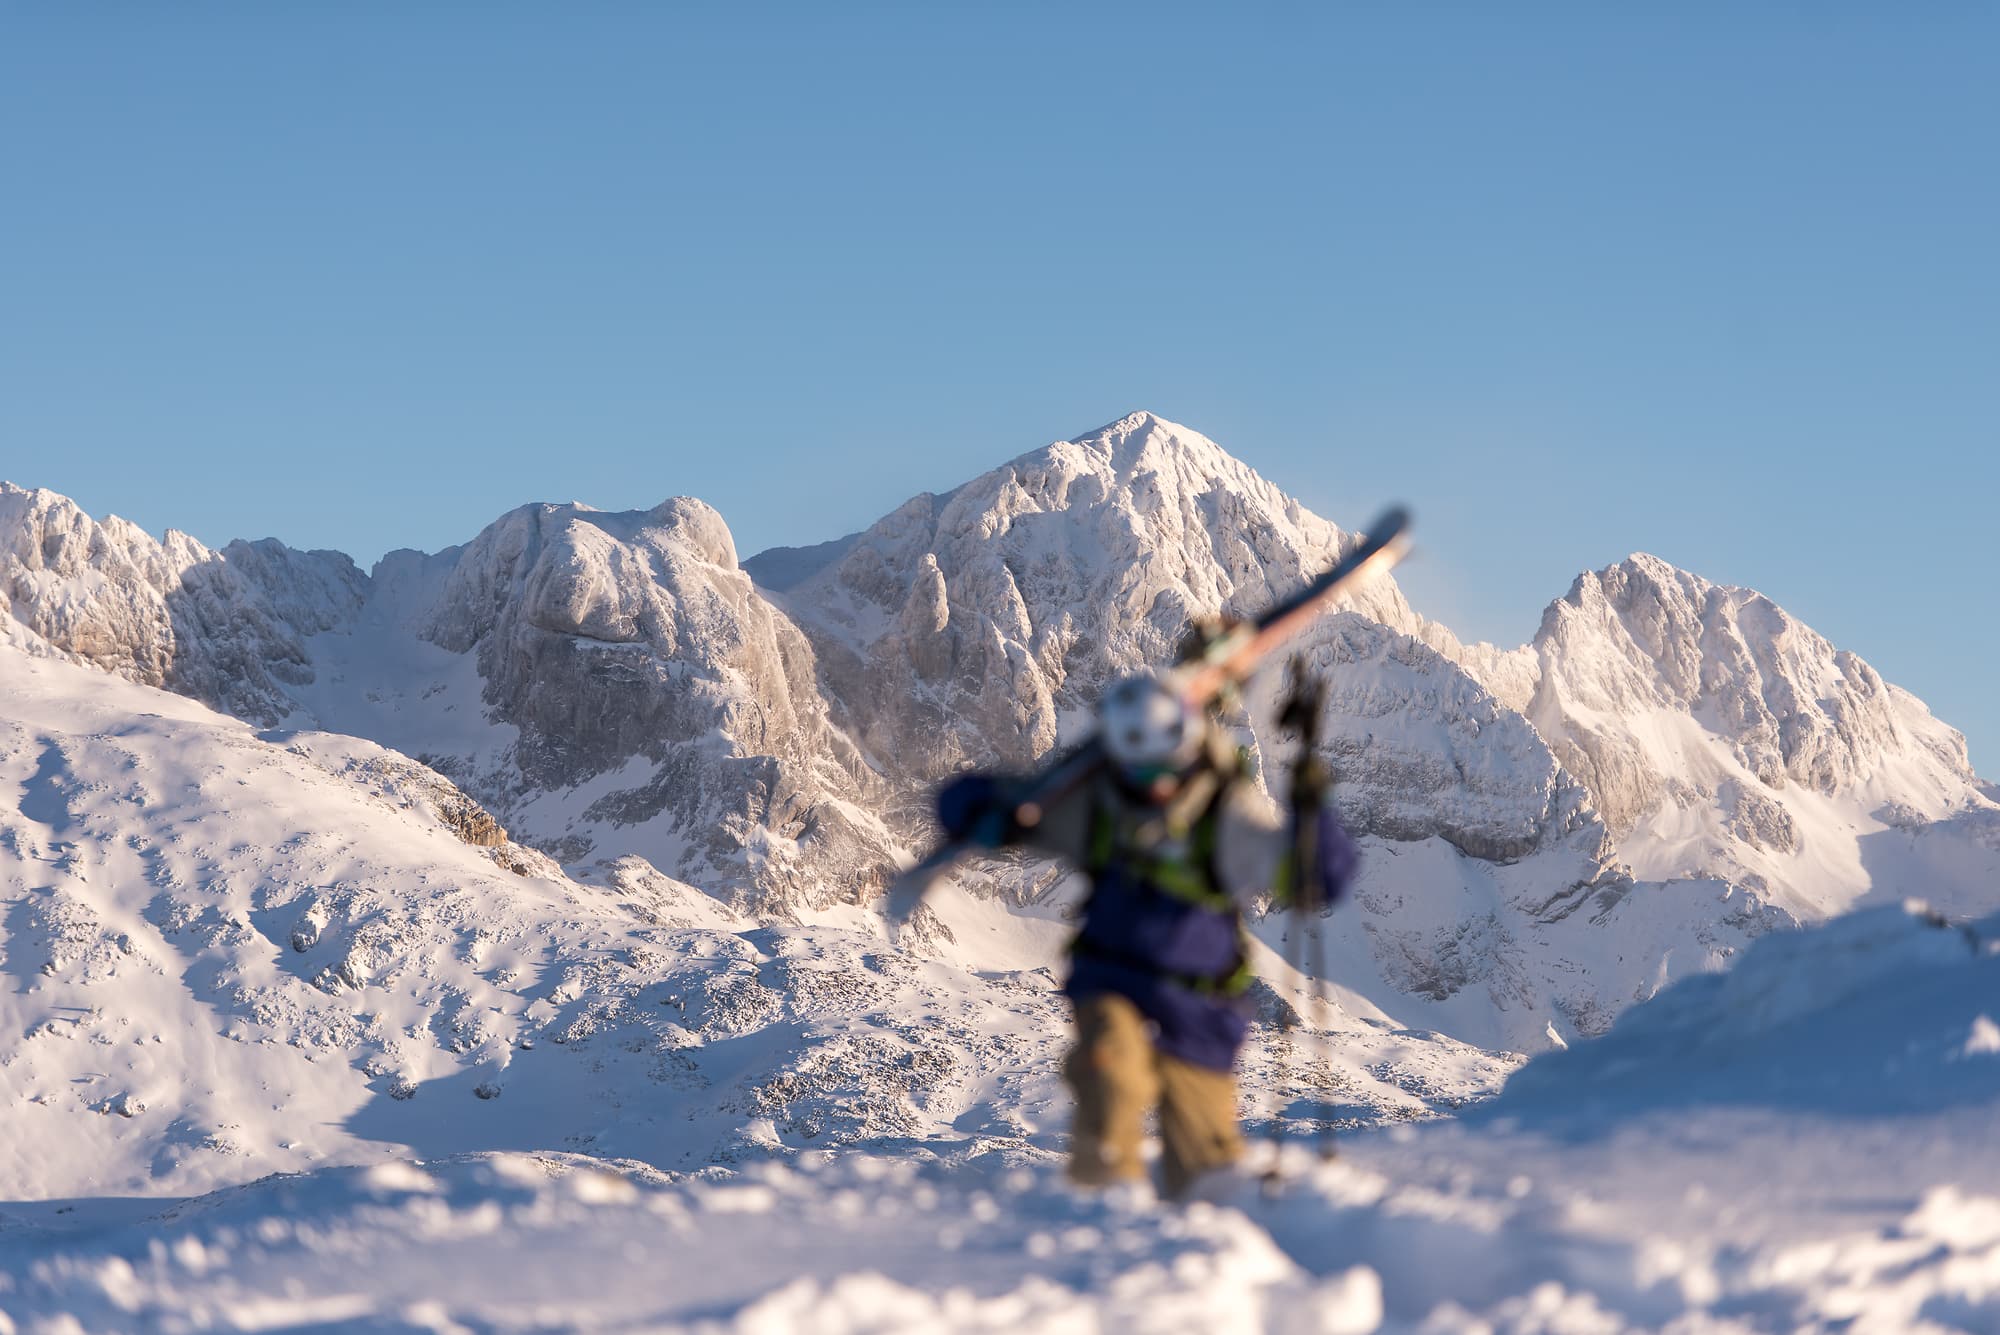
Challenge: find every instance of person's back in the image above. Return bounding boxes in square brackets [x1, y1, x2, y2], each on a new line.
[936, 670, 1357, 1197]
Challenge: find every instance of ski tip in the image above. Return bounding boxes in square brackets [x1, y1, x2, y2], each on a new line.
[1368, 504, 1413, 543]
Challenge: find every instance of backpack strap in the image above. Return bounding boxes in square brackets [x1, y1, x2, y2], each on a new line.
[1072, 765, 1257, 996]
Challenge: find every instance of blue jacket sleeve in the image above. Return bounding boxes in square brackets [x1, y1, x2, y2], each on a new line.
[1312, 804, 1359, 905]
[936, 771, 1097, 864]
[937, 773, 1008, 845]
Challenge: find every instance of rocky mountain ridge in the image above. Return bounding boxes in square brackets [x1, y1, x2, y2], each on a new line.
[4, 412, 1995, 1046]
[0, 482, 366, 725]
[748, 411, 1421, 786]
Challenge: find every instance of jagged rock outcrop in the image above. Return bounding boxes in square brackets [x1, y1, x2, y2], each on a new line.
[0, 482, 365, 724]
[1252, 611, 1605, 865]
[418, 497, 897, 913]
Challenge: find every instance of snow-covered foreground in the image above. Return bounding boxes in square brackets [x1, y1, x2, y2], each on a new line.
[7, 1142, 1997, 1334]
[5, 903, 1994, 1333]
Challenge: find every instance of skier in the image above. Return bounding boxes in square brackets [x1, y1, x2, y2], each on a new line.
[934, 667, 1358, 1200]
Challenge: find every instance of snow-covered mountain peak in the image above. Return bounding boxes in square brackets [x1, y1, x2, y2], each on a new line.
[1514, 550, 1989, 916]
[760, 413, 1419, 785]
[1533, 550, 1977, 800]
[1043, 410, 1301, 506]
[1, 480, 366, 724]
[969, 410, 1356, 569]
[425, 495, 744, 658]
[403, 492, 894, 912]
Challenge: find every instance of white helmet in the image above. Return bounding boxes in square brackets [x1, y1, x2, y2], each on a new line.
[1099, 672, 1206, 783]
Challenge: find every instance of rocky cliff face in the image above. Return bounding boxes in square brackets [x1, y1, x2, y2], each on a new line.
[426, 498, 826, 786]
[1526, 555, 1959, 829]
[1248, 611, 1605, 866]
[0, 482, 365, 725]
[414, 497, 896, 914]
[1437, 553, 1989, 916]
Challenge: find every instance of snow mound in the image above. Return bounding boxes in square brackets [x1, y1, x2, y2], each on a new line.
[1489, 899, 2000, 1124]
[0, 1152, 1398, 1334]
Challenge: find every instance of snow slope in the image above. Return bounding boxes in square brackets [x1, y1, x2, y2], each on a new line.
[0, 639, 1516, 1206]
[4, 901, 1991, 1333]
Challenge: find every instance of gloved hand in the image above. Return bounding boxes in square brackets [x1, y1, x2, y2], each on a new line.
[936, 773, 1018, 848]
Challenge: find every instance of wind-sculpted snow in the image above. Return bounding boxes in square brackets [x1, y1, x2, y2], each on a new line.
[1495, 900, 1996, 1108]
[0, 482, 365, 726]
[5, 901, 1994, 1333]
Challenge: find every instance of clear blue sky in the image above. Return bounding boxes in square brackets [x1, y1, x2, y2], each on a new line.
[4, 6, 1996, 770]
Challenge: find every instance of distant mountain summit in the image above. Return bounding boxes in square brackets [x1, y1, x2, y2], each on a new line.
[750, 411, 1416, 784]
[0, 481, 364, 723]
[4, 413, 1995, 1046]
[1488, 552, 1982, 919]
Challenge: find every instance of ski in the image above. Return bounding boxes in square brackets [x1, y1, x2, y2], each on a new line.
[884, 505, 1412, 921]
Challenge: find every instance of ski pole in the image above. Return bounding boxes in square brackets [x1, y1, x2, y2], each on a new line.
[1279, 657, 1336, 1164]
[1307, 889, 1337, 1162]
[1262, 899, 1303, 1193]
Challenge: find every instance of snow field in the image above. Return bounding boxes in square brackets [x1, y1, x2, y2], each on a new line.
[3, 1121, 1995, 1333]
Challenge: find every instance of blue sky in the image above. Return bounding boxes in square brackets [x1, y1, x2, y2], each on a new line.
[4, 6, 1996, 768]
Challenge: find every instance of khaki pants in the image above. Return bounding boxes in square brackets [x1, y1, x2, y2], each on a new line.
[1062, 993, 1245, 1199]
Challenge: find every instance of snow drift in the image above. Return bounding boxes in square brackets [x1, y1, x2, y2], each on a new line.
[2, 899, 1991, 1332]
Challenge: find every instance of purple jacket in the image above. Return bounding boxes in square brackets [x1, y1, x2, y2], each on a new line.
[937, 773, 1358, 1071]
